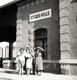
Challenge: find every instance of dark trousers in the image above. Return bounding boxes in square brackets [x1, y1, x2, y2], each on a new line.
[32, 59, 35, 75]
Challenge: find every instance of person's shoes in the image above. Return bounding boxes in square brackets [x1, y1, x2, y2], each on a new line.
[26, 73, 30, 76]
[38, 72, 41, 76]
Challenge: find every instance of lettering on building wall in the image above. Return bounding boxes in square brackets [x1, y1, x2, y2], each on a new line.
[29, 8, 51, 22]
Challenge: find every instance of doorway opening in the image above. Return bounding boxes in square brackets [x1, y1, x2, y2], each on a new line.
[34, 28, 47, 59]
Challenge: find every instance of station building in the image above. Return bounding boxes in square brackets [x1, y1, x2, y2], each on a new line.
[0, 0, 77, 75]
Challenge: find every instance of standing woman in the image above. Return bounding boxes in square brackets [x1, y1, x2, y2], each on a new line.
[25, 47, 33, 75]
[35, 48, 43, 76]
[16, 48, 25, 75]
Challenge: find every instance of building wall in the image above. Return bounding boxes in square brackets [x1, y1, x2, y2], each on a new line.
[16, 0, 60, 73]
[16, 0, 77, 75]
[69, 1, 77, 75]
[59, 0, 77, 75]
[59, 0, 70, 74]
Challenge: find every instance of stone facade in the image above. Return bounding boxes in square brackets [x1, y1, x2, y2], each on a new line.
[16, 0, 60, 73]
[59, 0, 77, 75]
[59, 0, 70, 74]
[16, 0, 77, 75]
[69, 0, 77, 75]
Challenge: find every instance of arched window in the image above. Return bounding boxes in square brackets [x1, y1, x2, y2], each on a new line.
[34, 28, 47, 59]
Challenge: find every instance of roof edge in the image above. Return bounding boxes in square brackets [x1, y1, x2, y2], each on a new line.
[0, 0, 21, 8]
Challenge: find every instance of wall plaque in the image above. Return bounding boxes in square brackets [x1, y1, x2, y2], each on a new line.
[29, 8, 51, 22]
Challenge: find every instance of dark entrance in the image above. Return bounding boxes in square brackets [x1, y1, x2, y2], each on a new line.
[34, 28, 47, 59]
[0, 4, 17, 60]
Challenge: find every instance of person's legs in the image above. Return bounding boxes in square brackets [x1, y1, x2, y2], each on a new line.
[19, 64, 23, 75]
[19, 66, 21, 75]
[36, 70, 38, 75]
[38, 70, 42, 76]
[24, 57, 27, 74]
[33, 63, 35, 75]
[17, 63, 21, 74]
[26, 68, 30, 75]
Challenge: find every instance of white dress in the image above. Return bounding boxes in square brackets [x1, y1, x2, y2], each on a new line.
[26, 52, 32, 69]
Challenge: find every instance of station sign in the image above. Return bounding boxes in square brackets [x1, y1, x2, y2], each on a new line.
[29, 8, 51, 22]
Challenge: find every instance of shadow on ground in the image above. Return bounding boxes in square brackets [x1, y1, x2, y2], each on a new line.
[2, 70, 18, 74]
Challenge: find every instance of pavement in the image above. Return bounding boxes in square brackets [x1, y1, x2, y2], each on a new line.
[0, 68, 76, 80]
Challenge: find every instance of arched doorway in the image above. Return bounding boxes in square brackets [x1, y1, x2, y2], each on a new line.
[34, 28, 47, 59]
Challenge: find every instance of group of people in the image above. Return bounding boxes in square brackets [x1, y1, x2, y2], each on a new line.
[16, 46, 44, 76]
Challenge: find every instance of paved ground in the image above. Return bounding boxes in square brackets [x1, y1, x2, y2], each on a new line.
[0, 68, 76, 80]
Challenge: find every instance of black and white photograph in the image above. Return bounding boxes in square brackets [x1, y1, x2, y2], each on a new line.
[0, 0, 77, 80]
